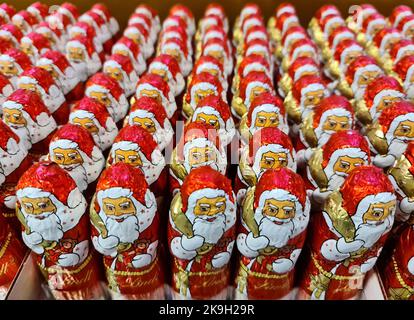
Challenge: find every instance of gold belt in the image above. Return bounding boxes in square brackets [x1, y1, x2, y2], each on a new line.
[311, 253, 365, 281]
[174, 258, 225, 276]
[0, 232, 12, 260]
[240, 260, 288, 279]
[105, 257, 158, 276]
[39, 252, 93, 275]
[392, 256, 414, 294]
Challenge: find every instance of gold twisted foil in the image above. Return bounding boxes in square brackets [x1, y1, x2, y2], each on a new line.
[170, 147, 188, 182]
[239, 147, 257, 187]
[170, 192, 194, 238]
[354, 98, 373, 126]
[242, 186, 259, 237]
[308, 148, 329, 191]
[388, 155, 414, 199]
[284, 91, 302, 124]
[366, 123, 389, 155]
[302, 112, 318, 148]
[231, 95, 248, 119]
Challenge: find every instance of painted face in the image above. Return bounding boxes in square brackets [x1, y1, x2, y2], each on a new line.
[114, 149, 142, 167]
[0, 60, 18, 77]
[132, 116, 156, 133]
[249, 86, 268, 104]
[38, 64, 59, 80]
[102, 196, 136, 217]
[13, 19, 27, 33]
[188, 146, 217, 166]
[39, 30, 55, 45]
[52, 147, 83, 167]
[71, 117, 99, 134]
[262, 198, 296, 221]
[67, 46, 85, 62]
[362, 200, 395, 224]
[302, 89, 325, 108]
[259, 151, 288, 170]
[104, 66, 124, 82]
[357, 70, 381, 87]
[193, 196, 226, 216]
[207, 50, 224, 64]
[18, 81, 40, 94]
[394, 119, 414, 139]
[200, 68, 219, 77]
[254, 111, 279, 128]
[125, 32, 142, 45]
[344, 50, 363, 65]
[404, 25, 414, 38]
[284, 21, 300, 32]
[88, 90, 111, 107]
[296, 49, 315, 60]
[333, 155, 365, 174]
[164, 48, 181, 63]
[195, 112, 220, 129]
[20, 42, 35, 58]
[113, 49, 129, 57]
[150, 68, 169, 82]
[322, 115, 351, 131]
[377, 95, 402, 113]
[194, 88, 216, 105]
[3, 108, 26, 126]
[20, 196, 57, 215]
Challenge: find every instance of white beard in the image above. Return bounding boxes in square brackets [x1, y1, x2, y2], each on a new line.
[61, 164, 88, 192]
[259, 216, 294, 248]
[327, 173, 347, 190]
[193, 214, 226, 244]
[94, 128, 117, 151]
[405, 84, 414, 101]
[388, 137, 412, 157]
[354, 219, 389, 249]
[71, 61, 88, 82]
[0, 145, 27, 176]
[317, 130, 334, 147]
[8, 125, 32, 150]
[105, 215, 140, 244]
[141, 159, 164, 185]
[26, 212, 63, 242]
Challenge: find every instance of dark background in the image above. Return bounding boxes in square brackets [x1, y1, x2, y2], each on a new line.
[11, 0, 414, 28]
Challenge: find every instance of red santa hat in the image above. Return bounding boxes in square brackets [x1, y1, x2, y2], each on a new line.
[321, 130, 371, 178]
[71, 96, 116, 131]
[192, 55, 224, 78]
[96, 162, 151, 206]
[27, 2, 49, 22]
[135, 73, 176, 119]
[20, 32, 51, 59]
[390, 5, 413, 28]
[160, 25, 191, 52]
[240, 3, 261, 19]
[112, 125, 158, 159]
[362, 12, 386, 37]
[320, 13, 344, 36]
[169, 4, 195, 34]
[129, 12, 156, 42]
[249, 127, 295, 168]
[0, 4, 16, 22]
[135, 4, 160, 25]
[276, 12, 300, 35]
[160, 36, 192, 75]
[49, 123, 102, 162]
[202, 37, 232, 74]
[0, 23, 24, 46]
[92, 3, 120, 36]
[0, 37, 13, 55]
[394, 55, 414, 84]
[16, 161, 83, 209]
[287, 56, 320, 82]
[241, 13, 264, 36]
[79, 10, 111, 41]
[275, 3, 296, 17]
[66, 35, 99, 61]
[345, 55, 382, 91]
[0, 118, 23, 154]
[254, 167, 308, 214]
[58, 2, 79, 24]
[181, 166, 234, 214]
[186, 71, 225, 105]
[247, 92, 286, 129]
[372, 28, 402, 54]
[148, 54, 185, 95]
[288, 38, 318, 62]
[328, 26, 355, 51]
[280, 25, 307, 50]
[35, 21, 65, 49]
[103, 53, 139, 97]
[69, 21, 100, 49]
[390, 39, 414, 65]
[376, 100, 414, 139]
[199, 15, 226, 37]
[314, 4, 340, 23]
[237, 54, 271, 80]
[0, 48, 33, 74]
[12, 10, 38, 33]
[397, 14, 414, 37]
[37, 49, 72, 75]
[45, 11, 72, 34]
[201, 25, 229, 45]
[124, 22, 152, 58]
[112, 37, 146, 75]
[364, 75, 405, 119]
[339, 166, 395, 219]
[292, 74, 327, 104]
[244, 25, 269, 44]
[333, 38, 364, 68]
[238, 71, 274, 107]
[129, 96, 169, 129]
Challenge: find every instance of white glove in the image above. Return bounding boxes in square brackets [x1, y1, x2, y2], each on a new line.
[181, 234, 204, 251]
[272, 258, 294, 274]
[98, 235, 119, 249]
[337, 238, 364, 254]
[246, 232, 269, 251]
[360, 257, 378, 273]
[212, 252, 231, 269]
[23, 232, 43, 246]
[132, 254, 152, 268]
[58, 253, 80, 267]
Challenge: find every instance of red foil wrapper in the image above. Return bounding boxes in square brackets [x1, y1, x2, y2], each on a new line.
[299, 166, 396, 300]
[235, 168, 309, 299]
[168, 166, 236, 300]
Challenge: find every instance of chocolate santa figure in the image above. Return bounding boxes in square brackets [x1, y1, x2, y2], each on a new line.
[27, 2, 49, 23]
[134, 4, 161, 35]
[103, 54, 138, 98]
[69, 97, 118, 151]
[66, 35, 102, 82]
[16, 162, 106, 300]
[355, 75, 405, 126]
[79, 10, 112, 54]
[236, 127, 297, 205]
[280, 38, 319, 74]
[159, 37, 192, 77]
[55, 2, 80, 27]
[0, 48, 32, 88]
[20, 32, 51, 64]
[169, 166, 236, 300]
[366, 100, 414, 168]
[389, 5, 413, 28]
[35, 21, 67, 52]
[36, 50, 83, 102]
[91, 3, 120, 38]
[190, 96, 235, 147]
[123, 22, 153, 59]
[200, 38, 233, 77]
[298, 166, 396, 300]
[169, 4, 195, 36]
[0, 214, 26, 300]
[17, 67, 69, 125]
[395, 55, 414, 102]
[169, 121, 227, 195]
[0, 74, 13, 109]
[86, 73, 129, 123]
[90, 162, 164, 299]
[235, 168, 310, 300]
[306, 130, 371, 205]
[190, 56, 227, 93]
[12, 10, 37, 34]
[239, 92, 288, 143]
[68, 21, 104, 60]
[387, 142, 414, 222]
[0, 4, 16, 23]
[135, 73, 177, 124]
[0, 23, 23, 48]
[2, 89, 57, 156]
[148, 54, 185, 97]
[107, 125, 167, 200]
[232, 71, 274, 120]
[397, 14, 414, 40]
[48, 124, 105, 193]
[112, 37, 146, 76]
[126, 96, 173, 151]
